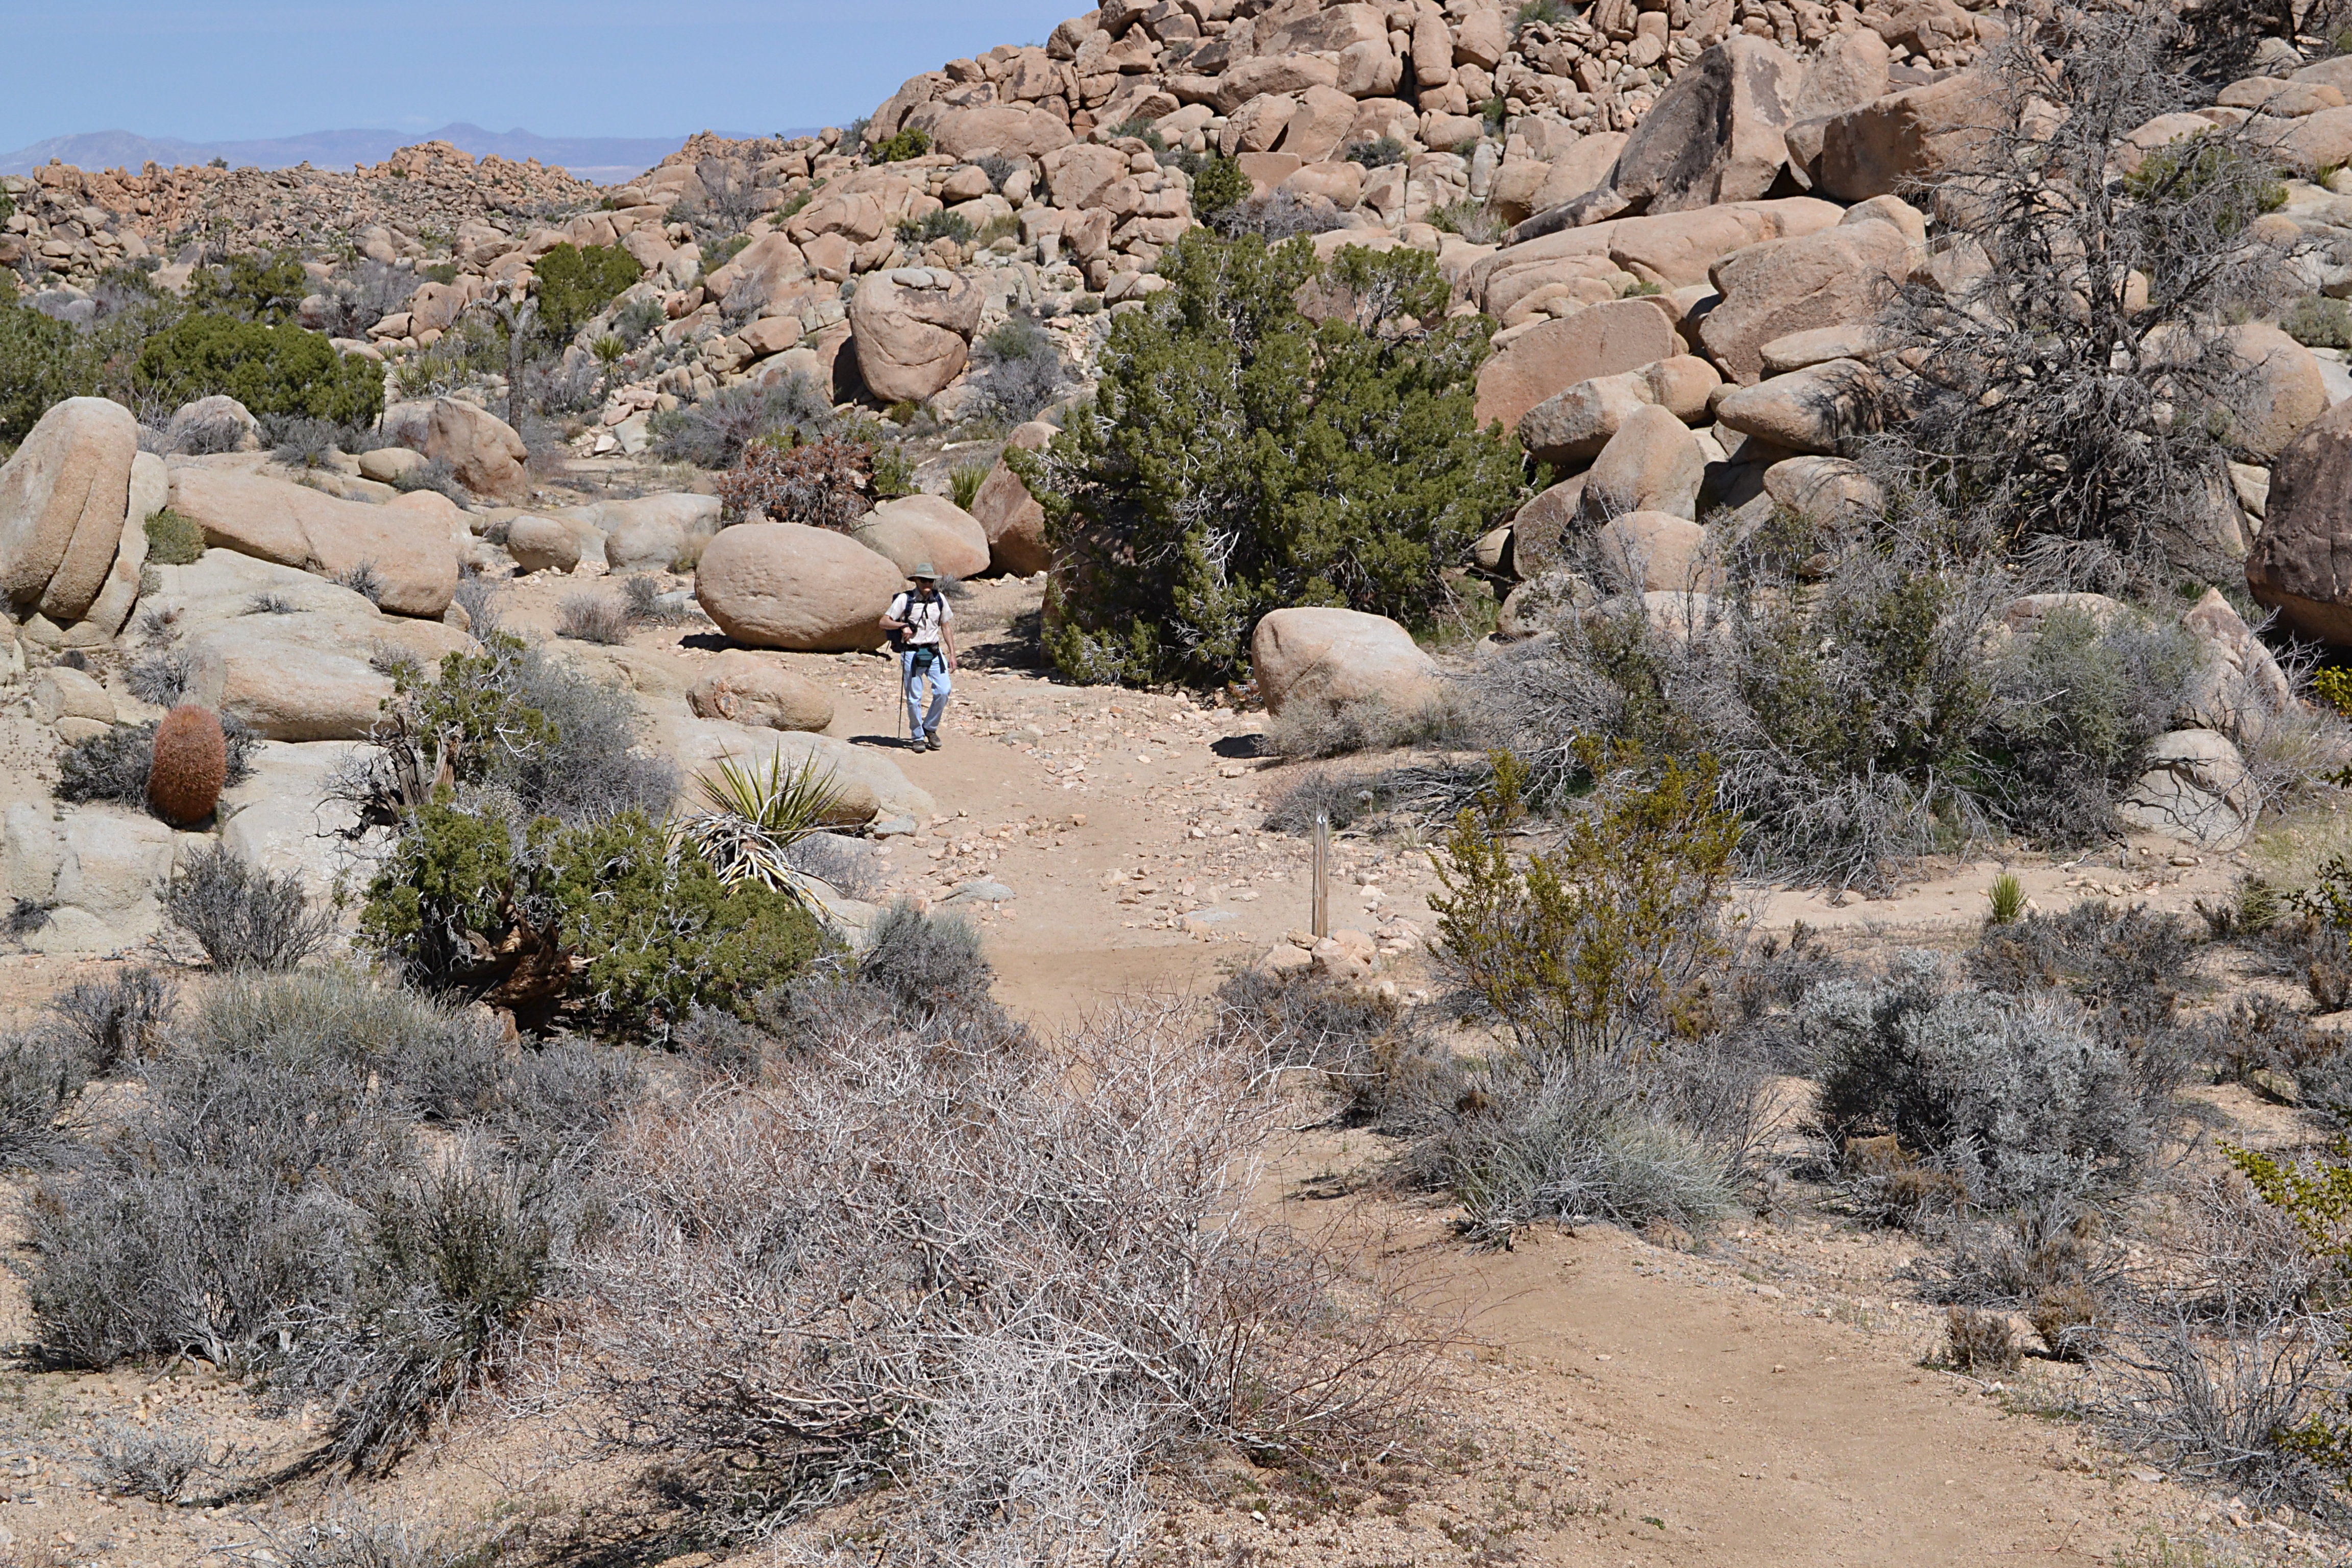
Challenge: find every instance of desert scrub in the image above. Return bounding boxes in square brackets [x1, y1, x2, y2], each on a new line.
[578, 995, 1447, 1553]
[133, 313, 384, 426]
[24, 967, 599, 1471]
[1805, 949, 2164, 1215]
[1416, 746, 1771, 1236]
[344, 631, 674, 827]
[715, 430, 876, 524]
[1476, 536, 2215, 889]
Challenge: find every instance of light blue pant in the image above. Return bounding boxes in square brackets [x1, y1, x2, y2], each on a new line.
[901, 649, 951, 736]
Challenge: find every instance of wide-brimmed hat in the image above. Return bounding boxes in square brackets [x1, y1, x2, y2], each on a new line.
[908, 562, 939, 580]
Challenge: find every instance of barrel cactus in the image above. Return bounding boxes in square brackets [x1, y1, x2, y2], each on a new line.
[146, 705, 228, 825]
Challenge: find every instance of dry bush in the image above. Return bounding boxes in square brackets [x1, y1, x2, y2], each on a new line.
[2091, 1305, 2350, 1510]
[1265, 687, 1480, 761]
[1946, 1307, 2023, 1374]
[1208, 967, 1453, 1129]
[1881, 3, 2294, 586]
[45, 967, 174, 1075]
[716, 432, 877, 526]
[75, 1414, 249, 1503]
[556, 593, 631, 645]
[574, 998, 1452, 1552]
[165, 843, 336, 971]
[1797, 949, 2164, 1222]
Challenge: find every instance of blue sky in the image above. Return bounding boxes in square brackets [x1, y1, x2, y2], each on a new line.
[0, 0, 1079, 151]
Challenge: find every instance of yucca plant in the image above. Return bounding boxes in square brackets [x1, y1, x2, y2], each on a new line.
[1986, 871, 2027, 926]
[674, 750, 850, 904]
[949, 461, 991, 511]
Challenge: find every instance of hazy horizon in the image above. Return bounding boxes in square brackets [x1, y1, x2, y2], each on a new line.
[3, 1, 1076, 160]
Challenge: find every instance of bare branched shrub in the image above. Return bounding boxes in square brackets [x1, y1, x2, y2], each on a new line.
[0, 1030, 88, 1165]
[45, 967, 174, 1075]
[970, 315, 1068, 423]
[2092, 1304, 2350, 1510]
[1882, 4, 2293, 584]
[576, 1000, 1451, 1550]
[716, 431, 877, 526]
[1211, 188, 1346, 241]
[165, 844, 336, 971]
[76, 1415, 228, 1503]
[1209, 967, 1453, 1128]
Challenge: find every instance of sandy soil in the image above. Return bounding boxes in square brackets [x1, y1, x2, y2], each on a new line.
[1, 551, 2345, 1568]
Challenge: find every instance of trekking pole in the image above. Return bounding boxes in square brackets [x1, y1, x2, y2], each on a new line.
[1312, 810, 1330, 940]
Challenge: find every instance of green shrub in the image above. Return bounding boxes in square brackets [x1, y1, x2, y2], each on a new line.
[896, 210, 975, 247]
[0, 293, 102, 444]
[534, 242, 643, 341]
[1187, 155, 1252, 222]
[872, 440, 917, 498]
[1418, 748, 1765, 1238]
[871, 126, 932, 163]
[360, 801, 826, 1036]
[186, 252, 311, 324]
[143, 507, 206, 565]
[949, 461, 990, 510]
[133, 313, 383, 426]
[2284, 295, 2352, 351]
[1344, 137, 1407, 169]
[1012, 232, 1524, 685]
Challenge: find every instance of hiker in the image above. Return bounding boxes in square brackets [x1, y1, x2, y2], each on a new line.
[881, 564, 957, 752]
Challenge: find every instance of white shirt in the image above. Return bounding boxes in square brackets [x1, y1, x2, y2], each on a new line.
[890, 589, 951, 646]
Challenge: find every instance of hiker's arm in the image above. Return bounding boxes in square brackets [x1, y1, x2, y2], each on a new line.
[943, 613, 959, 671]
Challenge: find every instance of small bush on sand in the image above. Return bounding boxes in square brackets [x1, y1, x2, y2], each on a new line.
[165, 844, 337, 971]
[1806, 951, 2162, 1214]
[556, 593, 631, 645]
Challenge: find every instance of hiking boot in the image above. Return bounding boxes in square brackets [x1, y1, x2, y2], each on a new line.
[908, 731, 929, 752]
[925, 728, 944, 751]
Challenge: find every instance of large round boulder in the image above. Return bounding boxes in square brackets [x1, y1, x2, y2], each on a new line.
[0, 397, 138, 622]
[382, 397, 530, 504]
[506, 516, 581, 574]
[2224, 323, 2330, 463]
[695, 522, 903, 651]
[851, 495, 991, 581]
[848, 270, 986, 404]
[688, 650, 836, 732]
[1251, 607, 1441, 717]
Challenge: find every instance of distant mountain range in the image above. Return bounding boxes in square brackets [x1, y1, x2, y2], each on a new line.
[0, 124, 800, 184]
